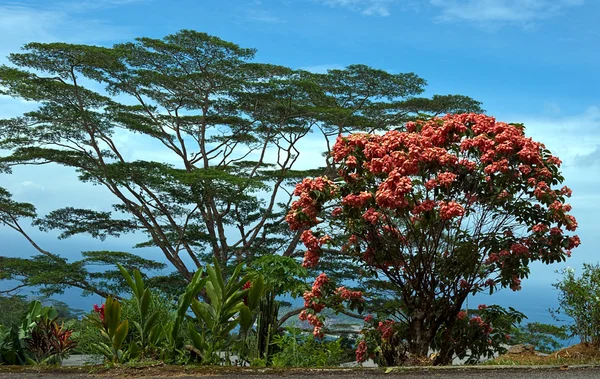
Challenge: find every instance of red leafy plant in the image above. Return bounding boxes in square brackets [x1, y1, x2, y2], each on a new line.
[25, 317, 77, 364]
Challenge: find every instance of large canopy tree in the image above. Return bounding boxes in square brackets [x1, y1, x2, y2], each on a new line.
[0, 30, 482, 298]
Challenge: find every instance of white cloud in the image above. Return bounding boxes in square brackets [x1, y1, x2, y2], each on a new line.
[0, 1, 141, 60]
[315, 0, 398, 16]
[430, 0, 585, 27]
[510, 105, 600, 165]
[543, 101, 562, 116]
[245, 9, 286, 23]
[574, 145, 600, 168]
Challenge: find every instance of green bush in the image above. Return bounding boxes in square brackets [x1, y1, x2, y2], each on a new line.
[271, 327, 348, 367]
[552, 264, 600, 346]
[0, 295, 30, 329]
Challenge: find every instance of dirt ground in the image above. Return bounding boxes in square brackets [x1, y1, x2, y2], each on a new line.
[490, 343, 600, 365]
[3, 366, 600, 379]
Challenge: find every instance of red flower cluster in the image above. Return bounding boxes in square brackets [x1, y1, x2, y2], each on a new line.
[299, 230, 331, 268]
[286, 177, 337, 231]
[242, 281, 252, 306]
[93, 304, 105, 325]
[300, 273, 331, 338]
[335, 286, 364, 301]
[299, 310, 325, 338]
[355, 340, 368, 363]
[299, 273, 364, 338]
[438, 201, 465, 220]
[286, 113, 579, 298]
[377, 320, 396, 342]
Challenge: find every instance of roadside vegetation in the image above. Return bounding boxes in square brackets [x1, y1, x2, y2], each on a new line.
[0, 29, 593, 369]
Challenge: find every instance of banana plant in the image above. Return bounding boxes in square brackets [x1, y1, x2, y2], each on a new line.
[187, 257, 265, 364]
[92, 297, 131, 364]
[117, 264, 163, 355]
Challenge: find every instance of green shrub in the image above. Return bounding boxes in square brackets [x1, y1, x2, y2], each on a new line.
[271, 327, 347, 367]
[552, 264, 600, 346]
[0, 300, 77, 365]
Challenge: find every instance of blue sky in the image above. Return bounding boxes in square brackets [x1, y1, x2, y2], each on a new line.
[1, 0, 599, 322]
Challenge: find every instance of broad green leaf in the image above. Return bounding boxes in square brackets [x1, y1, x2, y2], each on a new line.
[247, 275, 264, 310]
[148, 323, 163, 344]
[133, 320, 143, 340]
[211, 256, 225, 295]
[191, 299, 215, 329]
[225, 262, 244, 294]
[187, 323, 206, 352]
[239, 305, 252, 334]
[140, 288, 151, 315]
[133, 269, 145, 300]
[224, 288, 249, 308]
[221, 319, 239, 337]
[128, 341, 141, 360]
[117, 263, 137, 298]
[113, 319, 129, 350]
[105, 297, 121, 336]
[221, 302, 245, 322]
[143, 311, 160, 335]
[205, 281, 220, 307]
[225, 273, 251, 299]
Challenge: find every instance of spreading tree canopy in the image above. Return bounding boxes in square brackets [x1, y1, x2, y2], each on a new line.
[0, 30, 482, 298]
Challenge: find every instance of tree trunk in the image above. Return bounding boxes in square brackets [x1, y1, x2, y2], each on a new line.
[433, 327, 455, 365]
[407, 311, 432, 360]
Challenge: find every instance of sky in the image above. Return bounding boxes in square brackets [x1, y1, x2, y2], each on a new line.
[0, 0, 599, 325]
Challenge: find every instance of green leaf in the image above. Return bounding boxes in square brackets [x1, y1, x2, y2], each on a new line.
[191, 299, 215, 329]
[205, 281, 220, 307]
[225, 273, 250, 299]
[117, 263, 137, 298]
[140, 288, 151, 315]
[128, 341, 141, 360]
[143, 311, 160, 335]
[206, 264, 223, 302]
[211, 256, 226, 295]
[94, 342, 113, 359]
[113, 319, 129, 350]
[224, 288, 249, 308]
[105, 297, 121, 336]
[239, 305, 252, 334]
[187, 323, 206, 352]
[221, 301, 245, 322]
[148, 322, 163, 345]
[247, 275, 264, 310]
[221, 319, 239, 337]
[225, 262, 244, 295]
[133, 320, 143, 340]
[133, 269, 145, 300]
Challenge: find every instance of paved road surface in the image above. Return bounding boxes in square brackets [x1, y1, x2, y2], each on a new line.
[2, 367, 600, 379]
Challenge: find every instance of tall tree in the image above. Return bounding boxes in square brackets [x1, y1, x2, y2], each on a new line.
[0, 30, 482, 298]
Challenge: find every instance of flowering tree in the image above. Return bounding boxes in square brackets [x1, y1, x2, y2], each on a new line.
[286, 113, 579, 365]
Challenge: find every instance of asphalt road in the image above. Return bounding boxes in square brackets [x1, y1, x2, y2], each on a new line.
[2, 367, 600, 379]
